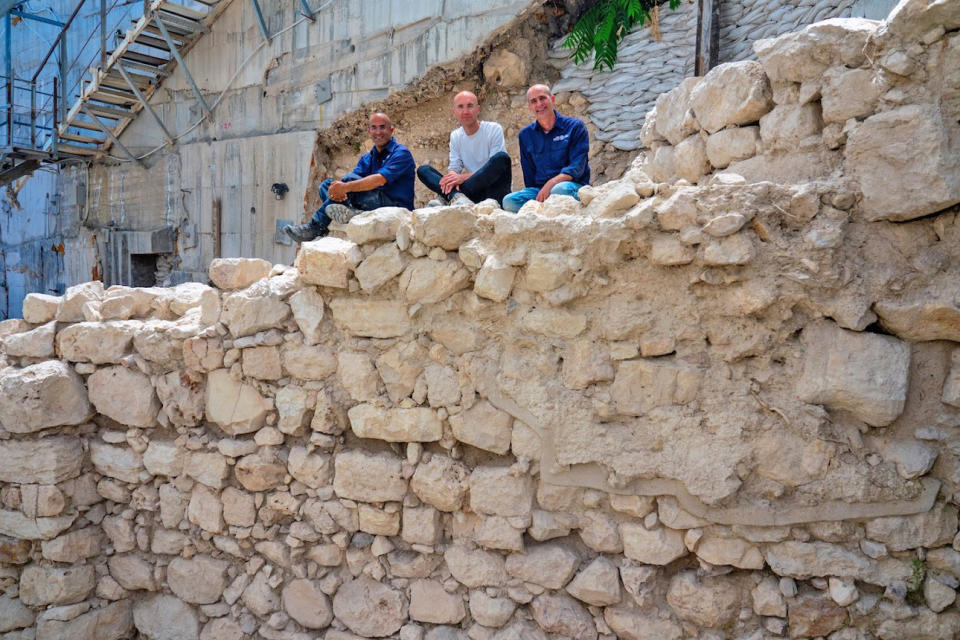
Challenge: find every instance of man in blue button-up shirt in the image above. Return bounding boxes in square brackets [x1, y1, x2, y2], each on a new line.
[502, 84, 590, 213]
[284, 112, 416, 242]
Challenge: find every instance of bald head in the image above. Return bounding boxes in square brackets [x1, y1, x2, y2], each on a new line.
[369, 112, 393, 128]
[452, 91, 481, 133]
[367, 112, 395, 151]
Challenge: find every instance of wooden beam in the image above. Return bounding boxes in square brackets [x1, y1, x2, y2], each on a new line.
[695, 0, 721, 76]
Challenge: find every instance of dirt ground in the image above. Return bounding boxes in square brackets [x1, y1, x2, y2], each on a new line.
[304, 1, 636, 216]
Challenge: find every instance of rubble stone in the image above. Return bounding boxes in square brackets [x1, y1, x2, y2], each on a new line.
[0, 360, 91, 433]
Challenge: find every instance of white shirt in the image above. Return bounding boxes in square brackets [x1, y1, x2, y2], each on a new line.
[449, 121, 506, 174]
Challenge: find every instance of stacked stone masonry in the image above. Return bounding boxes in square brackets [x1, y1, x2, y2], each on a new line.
[1, 1, 960, 639]
[550, 0, 894, 150]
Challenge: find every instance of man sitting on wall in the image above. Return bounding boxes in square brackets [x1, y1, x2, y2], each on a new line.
[284, 112, 416, 242]
[502, 84, 590, 213]
[416, 90, 512, 207]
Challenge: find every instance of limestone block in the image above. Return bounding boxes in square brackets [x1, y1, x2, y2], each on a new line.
[234, 454, 285, 492]
[876, 292, 960, 342]
[402, 506, 441, 546]
[469, 591, 516, 628]
[667, 571, 740, 629]
[19, 484, 65, 518]
[241, 571, 279, 617]
[345, 207, 409, 245]
[705, 126, 761, 169]
[524, 252, 576, 292]
[655, 187, 698, 231]
[944, 349, 960, 407]
[702, 212, 747, 237]
[199, 618, 244, 640]
[865, 502, 958, 551]
[483, 48, 527, 89]
[208, 257, 271, 290]
[41, 527, 101, 563]
[281, 343, 337, 380]
[754, 18, 879, 83]
[329, 298, 411, 338]
[605, 608, 682, 640]
[133, 594, 199, 640]
[242, 345, 281, 380]
[409, 579, 466, 625]
[37, 600, 133, 640]
[690, 61, 773, 134]
[672, 134, 711, 183]
[273, 386, 309, 435]
[56, 281, 104, 322]
[348, 404, 442, 443]
[579, 510, 622, 553]
[288, 287, 325, 345]
[188, 485, 223, 533]
[925, 576, 957, 613]
[334, 449, 407, 502]
[0, 508, 76, 540]
[503, 543, 578, 589]
[565, 556, 621, 606]
[586, 182, 640, 218]
[701, 234, 756, 265]
[645, 144, 675, 183]
[332, 577, 406, 638]
[295, 236, 363, 288]
[620, 523, 687, 565]
[530, 593, 596, 640]
[655, 77, 702, 145]
[878, 0, 960, 44]
[4, 320, 54, 358]
[875, 438, 937, 479]
[760, 103, 823, 149]
[337, 351, 380, 401]
[359, 506, 399, 537]
[182, 336, 224, 372]
[154, 370, 203, 427]
[100, 286, 161, 320]
[474, 255, 516, 302]
[796, 320, 910, 426]
[376, 341, 427, 403]
[20, 564, 95, 606]
[399, 258, 471, 304]
[449, 399, 512, 454]
[88, 365, 160, 427]
[521, 308, 587, 338]
[788, 593, 847, 638]
[164, 282, 220, 324]
[848, 103, 960, 221]
[167, 555, 229, 604]
[90, 442, 144, 484]
[692, 534, 764, 569]
[411, 206, 477, 251]
[444, 544, 508, 587]
[821, 66, 882, 124]
[751, 576, 786, 617]
[640, 105, 665, 147]
[411, 455, 469, 512]
[22, 292, 61, 324]
[109, 554, 157, 591]
[0, 360, 91, 433]
[282, 579, 333, 629]
[220, 280, 291, 338]
[561, 340, 614, 390]
[205, 369, 271, 435]
[469, 466, 533, 517]
[356, 242, 406, 291]
[184, 452, 229, 489]
[0, 595, 35, 632]
[151, 529, 188, 555]
[650, 235, 695, 266]
[611, 358, 702, 415]
[474, 514, 524, 551]
[0, 437, 83, 484]
[143, 440, 185, 477]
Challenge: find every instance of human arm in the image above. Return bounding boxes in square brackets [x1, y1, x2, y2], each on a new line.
[519, 129, 536, 190]
[536, 173, 573, 202]
[559, 119, 590, 183]
[439, 171, 471, 194]
[327, 174, 387, 201]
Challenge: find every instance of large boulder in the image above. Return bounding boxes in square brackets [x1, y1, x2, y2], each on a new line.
[88, 365, 160, 427]
[689, 61, 773, 134]
[204, 369, 272, 435]
[754, 18, 879, 83]
[332, 577, 406, 637]
[208, 257, 271, 289]
[0, 360, 91, 433]
[295, 236, 362, 288]
[0, 437, 83, 484]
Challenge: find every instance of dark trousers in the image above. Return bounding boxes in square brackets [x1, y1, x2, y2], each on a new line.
[416, 151, 512, 206]
[309, 173, 403, 231]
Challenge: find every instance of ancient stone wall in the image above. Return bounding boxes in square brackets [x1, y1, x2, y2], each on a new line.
[1, 1, 960, 639]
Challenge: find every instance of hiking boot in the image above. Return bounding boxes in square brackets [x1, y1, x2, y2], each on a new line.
[327, 203, 362, 224]
[283, 222, 325, 242]
[450, 192, 473, 207]
[427, 195, 449, 207]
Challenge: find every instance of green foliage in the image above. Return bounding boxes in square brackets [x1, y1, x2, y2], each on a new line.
[563, 0, 680, 71]
[906, 556, 927, 607]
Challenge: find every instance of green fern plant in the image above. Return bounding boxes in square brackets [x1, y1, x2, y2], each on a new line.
[563, 0, 681, 71]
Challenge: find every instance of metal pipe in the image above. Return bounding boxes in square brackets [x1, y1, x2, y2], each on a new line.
[154, 16, 212, 117]
[100, 0, 107, 70]
[249, 0, 271, 41]
[31, 0, 87, 84]
[52, 77, 58, 153]
[8, 9, 66, 27]
[30, 82, 36, 147]
[5, 14, 11, 147]
[58, 37, 67, 122]
[298, 0, 315, 22]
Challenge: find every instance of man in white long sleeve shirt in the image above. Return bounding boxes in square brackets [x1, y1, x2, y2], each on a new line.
[416, 91, 512, 207]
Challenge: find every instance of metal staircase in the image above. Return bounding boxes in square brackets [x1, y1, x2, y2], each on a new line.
[57, 0, 229, 162]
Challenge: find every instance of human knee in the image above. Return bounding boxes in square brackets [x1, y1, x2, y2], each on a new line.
[489, 151, 510, 168]
[416, 165, 433, 181]
[502, 193, 524, 213]
[550, 181, 582, 200]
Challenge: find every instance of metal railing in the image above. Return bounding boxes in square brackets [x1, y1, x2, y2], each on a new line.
[1, 73, 58, 150]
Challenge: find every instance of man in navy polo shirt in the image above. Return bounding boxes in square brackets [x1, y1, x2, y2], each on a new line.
[284, 112, 415, 242]
[502, 84, 590, 213]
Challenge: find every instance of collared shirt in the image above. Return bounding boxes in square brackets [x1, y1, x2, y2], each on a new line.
[352, 137, 416, 209]
[518, 111, 590, 189]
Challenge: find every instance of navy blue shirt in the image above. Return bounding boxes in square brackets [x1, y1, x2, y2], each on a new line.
[352, 138, 416, 210]
[518, 111, 590, 189]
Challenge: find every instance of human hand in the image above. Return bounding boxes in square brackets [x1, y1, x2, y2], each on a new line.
[535, 183, 553, 202]
[328, 181, 348, 202]
[439, 171, 463, 195]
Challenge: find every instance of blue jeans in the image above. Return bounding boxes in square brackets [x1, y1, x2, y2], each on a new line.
[416, 151, 512, 205]
[502, 181, 583, 213]
[309, 173, 404, 231]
